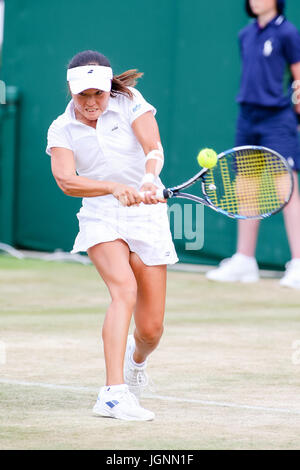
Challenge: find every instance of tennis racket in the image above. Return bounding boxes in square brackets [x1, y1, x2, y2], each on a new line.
[142, 146, 294, 219]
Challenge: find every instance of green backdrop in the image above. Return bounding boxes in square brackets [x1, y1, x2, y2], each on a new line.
[1, 0, 300, 269]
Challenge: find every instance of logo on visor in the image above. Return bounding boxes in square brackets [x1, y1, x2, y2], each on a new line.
[88, 69, 94, 74]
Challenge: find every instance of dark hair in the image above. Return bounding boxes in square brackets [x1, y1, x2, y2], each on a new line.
[245, 0, 285, 18]
[68, 50, 143, 98]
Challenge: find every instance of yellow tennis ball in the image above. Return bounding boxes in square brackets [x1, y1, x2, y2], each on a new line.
[197, 148, 218, 169]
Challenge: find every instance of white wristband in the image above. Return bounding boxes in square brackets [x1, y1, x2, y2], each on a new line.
[145, 149, 164, 164]
[145, 148, 164, 178]
[141, 173, 155, 185]
[145, 154, 164, 163]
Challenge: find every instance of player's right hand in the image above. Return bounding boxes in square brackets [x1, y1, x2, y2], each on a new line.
[139, 182, 166, 204]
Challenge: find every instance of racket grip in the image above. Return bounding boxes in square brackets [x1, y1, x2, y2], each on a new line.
[139, 188, 168, 199]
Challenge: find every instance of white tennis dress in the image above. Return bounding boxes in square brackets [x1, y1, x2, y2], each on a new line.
[46, 87, 178, 266]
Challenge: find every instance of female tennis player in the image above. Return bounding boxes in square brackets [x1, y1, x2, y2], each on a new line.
[46, 50, 178, 421]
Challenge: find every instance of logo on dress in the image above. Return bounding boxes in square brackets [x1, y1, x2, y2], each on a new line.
[263, 40, 273, 57]
[132, 103, 142, 113]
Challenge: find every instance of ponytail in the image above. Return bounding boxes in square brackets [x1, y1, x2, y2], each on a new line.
[111, 69, 144, 98]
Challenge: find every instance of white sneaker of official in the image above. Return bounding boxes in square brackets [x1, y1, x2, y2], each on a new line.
[93, 384, 155, 421]
[206, 253, 260, 283]
[279, 259, 300, 289]
[124, 335, 150, 398]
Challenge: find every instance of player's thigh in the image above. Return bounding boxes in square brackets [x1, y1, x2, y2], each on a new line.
[87, 239, 137, 299]
[129, 252, 167, 332]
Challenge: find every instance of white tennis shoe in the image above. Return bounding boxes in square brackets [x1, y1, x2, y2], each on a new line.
[279, 259, 300, 289]
[206, 253, 259, 283]
[124, 335, 151, 398]
[93, 384, 154, 421]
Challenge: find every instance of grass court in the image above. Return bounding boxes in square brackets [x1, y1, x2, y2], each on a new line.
[0, 255, 300, 450]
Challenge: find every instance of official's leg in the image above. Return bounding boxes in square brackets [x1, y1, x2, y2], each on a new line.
[206, 105, 260, 282]
[283, 172, 300, 259]
[260, 107, 300, 261]
[237, 219, 260, 257]
[236, 106, 261, 258]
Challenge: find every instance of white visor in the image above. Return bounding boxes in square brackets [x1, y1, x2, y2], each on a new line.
[67, 65, 113, 94]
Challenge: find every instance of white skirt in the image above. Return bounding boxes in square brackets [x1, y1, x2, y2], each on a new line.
[71, 202, 178, 266]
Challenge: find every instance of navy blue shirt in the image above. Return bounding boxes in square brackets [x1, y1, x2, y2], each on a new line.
[236, 15, 300, 107]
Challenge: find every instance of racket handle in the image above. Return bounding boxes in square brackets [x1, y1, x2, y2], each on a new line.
[139, 188, 169, 199]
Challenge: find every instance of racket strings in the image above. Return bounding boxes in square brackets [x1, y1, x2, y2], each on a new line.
[204, 149, 291, 217]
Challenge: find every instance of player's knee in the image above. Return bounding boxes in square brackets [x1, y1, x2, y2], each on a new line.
[138, 323, 164, 345]
[112, 282, 137, 309]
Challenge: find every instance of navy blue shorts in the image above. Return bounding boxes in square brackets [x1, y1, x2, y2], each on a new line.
[235, 104, 300, 172]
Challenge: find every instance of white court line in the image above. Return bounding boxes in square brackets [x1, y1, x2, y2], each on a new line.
[1, 378, 300, 416]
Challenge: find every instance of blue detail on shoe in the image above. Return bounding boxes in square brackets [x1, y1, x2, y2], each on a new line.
[106, 400, 119, 408]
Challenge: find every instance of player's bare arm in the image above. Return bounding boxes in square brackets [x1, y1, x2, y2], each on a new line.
[132, 111, 165, 204]
[50, 147, 142, 205]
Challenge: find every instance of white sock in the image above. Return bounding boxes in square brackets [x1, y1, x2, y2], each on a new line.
[130, 353, 147, 369]
[104, 384, 127, 393]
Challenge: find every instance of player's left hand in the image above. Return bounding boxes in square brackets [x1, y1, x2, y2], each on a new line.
[140, 183, 166, 204]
